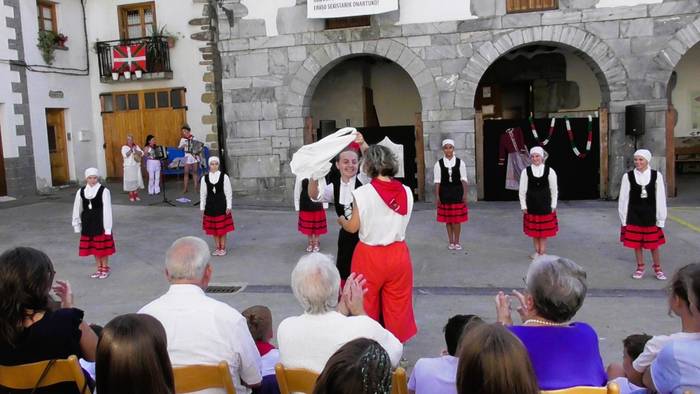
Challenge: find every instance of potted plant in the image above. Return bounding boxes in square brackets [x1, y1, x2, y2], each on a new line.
[111, 72, 119, 81]
[56, 33, 68, 48]
[37, 30, 58, 64]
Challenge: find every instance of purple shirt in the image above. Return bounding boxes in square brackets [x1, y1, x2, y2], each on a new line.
[408, 355, 458, 394]
[509, 322, 607, 390]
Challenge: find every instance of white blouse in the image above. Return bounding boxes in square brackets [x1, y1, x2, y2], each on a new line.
[314, 172, 371, 205]
[121, 144, 143, 167]
[71, 183, 113, 234]
[200, 171, 233, 211]
[618, 168, 667, 227]
[518, 164, 558, 211]
[352, 183, 413, 245]
[433, 156, 468, 184]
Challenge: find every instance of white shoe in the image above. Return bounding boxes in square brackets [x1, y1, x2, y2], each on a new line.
[454, 244, 463, 250]
[448, 243, 456, 250]
[529, 253, 538, 259]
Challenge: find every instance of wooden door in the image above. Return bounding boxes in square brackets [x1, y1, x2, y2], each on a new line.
[0, 122, 7, 196]
[46, 109, 69, 185]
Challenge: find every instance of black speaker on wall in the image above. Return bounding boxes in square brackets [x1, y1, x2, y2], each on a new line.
[625, 104, 646, 136]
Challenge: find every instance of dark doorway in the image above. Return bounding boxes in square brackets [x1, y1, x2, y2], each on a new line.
[357, 126, 417, 195]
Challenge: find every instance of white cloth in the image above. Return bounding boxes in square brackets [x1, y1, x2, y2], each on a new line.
[352, 183, 413, 245]
[618, 168, 667, 227]
[71, 183, 112, 234]
[634, 149, 652, 163]
[441, 139, 454, 147]
[289, 127, 357, 180]
[632, 332, 700, 373]
[260, 348, 279, 377]
[200, 172, 232, 211]
[313, 173, 371, 206]
[650, 337, 700, 394]
[121, 144, 144, 192]
[377, 137, 405, 178]
[530, 146, 545, 158]
[433, 156, 468, 184]
[147, 159, 161, 194]
[84, 167, 99, 178]
[277, 311, 403, 373]
[179, 137, 201, 164]
[138, 285, 262, 394]
[408, 355, 459, 394]
[293, 177, 328, 211]
[518, 164, 558, 211]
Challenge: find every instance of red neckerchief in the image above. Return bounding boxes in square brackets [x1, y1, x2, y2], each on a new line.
[370, 178, 407, 215]
[255, 341, 275, 357]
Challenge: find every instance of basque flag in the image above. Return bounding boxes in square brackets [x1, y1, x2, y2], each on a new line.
[112, 43, 147, 73]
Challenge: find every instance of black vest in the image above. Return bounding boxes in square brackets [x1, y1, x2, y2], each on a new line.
[331, 174, 363, 218]
[525, 165, 552, 215]
[438, 158, 464, 203]
[204, 173, 227, 216]
[299, 179, 323, 212]
[626, 170, 657, 227]
[80, 185, 105, 236]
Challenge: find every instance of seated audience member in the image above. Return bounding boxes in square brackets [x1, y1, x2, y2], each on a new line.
[457, 323, 539, 394]
[495, 255, 607, 390]
[408, 314, 483, 394]
[0, 247, 98, 393]
[80, 324, 104, 382]
[606, 334, 652, 394]
[96, 314, 174, 394]
[313, 338, 393, 394]
[139, 236, 262, 393]
[242, 305, 280, 394]
[277, 253, 402, 373]
[642, 263, 700, 393]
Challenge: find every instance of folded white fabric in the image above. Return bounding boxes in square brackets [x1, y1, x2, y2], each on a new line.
[290, 127, 357, 180]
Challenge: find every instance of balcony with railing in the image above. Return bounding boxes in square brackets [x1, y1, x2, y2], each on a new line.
[95, 36, 173, 83]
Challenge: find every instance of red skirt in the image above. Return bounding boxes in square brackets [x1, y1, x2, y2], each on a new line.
[351, 241, 418, 343]
[620, 225, 666, 250]
[79, 233, 115, 257]
[203, 213, 235, 236]
[437, 202, 469, 223]
[523, 212, 558, 238]
[298, 210, 328, 236]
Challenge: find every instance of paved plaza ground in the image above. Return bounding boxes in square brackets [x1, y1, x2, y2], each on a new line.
[1, 177, 700, 371]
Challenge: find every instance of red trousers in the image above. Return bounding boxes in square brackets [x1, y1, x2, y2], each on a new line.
[351, 241, 418, 343]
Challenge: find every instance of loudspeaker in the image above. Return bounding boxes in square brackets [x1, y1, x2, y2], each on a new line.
[625, 104, 645, 136]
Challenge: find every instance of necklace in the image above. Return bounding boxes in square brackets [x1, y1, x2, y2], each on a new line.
[565, 116, 593, 159]
[523, 319, 569, 327]
[529, 116, 556, 146]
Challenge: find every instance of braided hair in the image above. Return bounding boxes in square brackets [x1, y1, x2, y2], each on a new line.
[313, 338, 393, 394]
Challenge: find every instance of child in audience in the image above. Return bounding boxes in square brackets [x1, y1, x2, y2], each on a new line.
[79, 324, 103, 382]
[243, 305, 280, 394]
[313, 338, 392, 394]
[606, 334, 652, 394]
[409, 314, 482, 394]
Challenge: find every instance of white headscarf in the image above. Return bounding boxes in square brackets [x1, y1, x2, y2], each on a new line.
[633, 149, 652, 163]
[442, 139, 455, 148]
[530, 146, 544, 158]
[208, 156, 220, 166]
[84, 167, 99, 179]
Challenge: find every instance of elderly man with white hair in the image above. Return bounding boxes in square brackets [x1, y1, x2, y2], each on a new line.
[277, 253, 403, 373]
[139, 236, 262, 393]
[618, 149, 668, 280]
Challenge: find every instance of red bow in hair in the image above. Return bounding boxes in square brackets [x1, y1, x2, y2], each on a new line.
[370, 178, 408, 216]
[347, 142, 361, 152]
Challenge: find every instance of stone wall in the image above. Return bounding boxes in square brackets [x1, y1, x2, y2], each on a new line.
[216, 0, 700, 202]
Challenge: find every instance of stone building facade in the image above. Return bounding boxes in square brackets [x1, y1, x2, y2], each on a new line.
[215, 0, 700, 202]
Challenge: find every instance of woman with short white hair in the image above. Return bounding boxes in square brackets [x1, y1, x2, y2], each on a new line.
[618, 149, 667, 280]
[277, 253, 403, 373]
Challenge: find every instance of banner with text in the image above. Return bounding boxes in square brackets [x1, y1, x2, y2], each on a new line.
[307, 0, 398, 19]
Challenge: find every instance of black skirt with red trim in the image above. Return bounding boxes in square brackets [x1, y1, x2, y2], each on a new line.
[79, 233, 115, 257]
[203, 213, 235, 236]
[620, 225, 666, 250]
[437, 202, 469, 223]
[523, 212, 558, 238]
[298, 210, 328, 236]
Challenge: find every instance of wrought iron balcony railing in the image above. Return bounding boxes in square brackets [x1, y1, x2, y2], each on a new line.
[95, 36, 172, 82]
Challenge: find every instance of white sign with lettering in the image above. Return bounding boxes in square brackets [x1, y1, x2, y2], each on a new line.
[307, 0, 398, 19]
[596, 0, 661, 7]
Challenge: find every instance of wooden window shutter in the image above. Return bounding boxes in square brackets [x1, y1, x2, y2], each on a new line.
[507, 0, 558, 13]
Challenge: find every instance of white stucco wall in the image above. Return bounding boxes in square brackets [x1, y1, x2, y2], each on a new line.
[85, 0, 209, 177]
[672, 42, 700, 137]
[0, 3, 25, 161]
[397, 0, 474, 24]
[565, 52, 603, 112]
[596, 0, 662, 8]
[371, 61, 421, 125]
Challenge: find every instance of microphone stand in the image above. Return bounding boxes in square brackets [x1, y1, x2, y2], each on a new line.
[149, 149, 176, 207]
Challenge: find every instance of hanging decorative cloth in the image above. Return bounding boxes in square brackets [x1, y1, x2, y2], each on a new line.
[529, 116, 556, 146]
[565, 115, 593, 159]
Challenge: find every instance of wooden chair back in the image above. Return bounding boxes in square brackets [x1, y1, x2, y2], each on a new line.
[541, 382, 620, 394]
[0, 355, 89, 393]
[275, 363, 318, 394]
[173, 361, 236, 394]
[391, 367, 408, 394]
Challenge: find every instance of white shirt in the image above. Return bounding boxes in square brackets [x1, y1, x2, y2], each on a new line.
[633, 332, 700, 373]
[260, 348, 279, 377]
[200, 171, 233, 211]
[138, 285, 262, 394]
[71, 183, 113, 234]
[314, 172, 371, 205]
[408, 355, 459, 394]
[352, 183, 413, 245]
[277, 311, 403, 373]
[433, 156, 468, 184]
[518, 164, 558, 211]
[121, 144, 143, 167]
[179, 137, 201, 164]
[618, 168, 667, 227]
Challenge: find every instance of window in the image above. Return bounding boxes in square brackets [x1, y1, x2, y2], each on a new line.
[118, 2, 156, 39]
[144, 92, 156, 109]
[115, 95, 127, 111]
[37, 1, 57, 32]
[171, 88, 186, 109]
[325, 16, 371, 30]
[506, 0, 558, 13]
[100, 94, 114, 113]
[127, 94, 139, 110]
